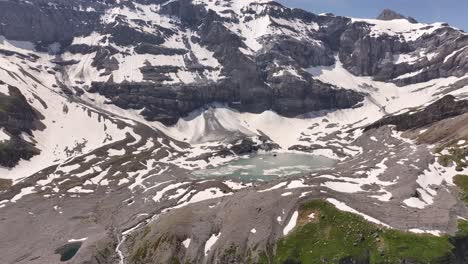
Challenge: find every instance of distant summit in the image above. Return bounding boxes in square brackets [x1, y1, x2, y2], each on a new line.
[377, 9, 418, 23]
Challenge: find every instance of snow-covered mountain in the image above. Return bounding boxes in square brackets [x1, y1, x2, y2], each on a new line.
[1, 0, 468, 263]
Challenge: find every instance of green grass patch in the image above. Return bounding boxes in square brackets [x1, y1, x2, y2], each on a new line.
[455, 220, 468, 237]
[438, 147, 468, 171]
[454, 174, 468, 204]
[264, 200, 456, 264]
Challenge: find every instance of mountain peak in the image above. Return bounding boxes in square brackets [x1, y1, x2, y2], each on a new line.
[377, 9, 418, 23]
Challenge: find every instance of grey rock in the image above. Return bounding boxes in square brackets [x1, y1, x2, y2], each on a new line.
[377, 9, 418, 24]
[0, 86, 41, 167]
[365, 95, 468, 131]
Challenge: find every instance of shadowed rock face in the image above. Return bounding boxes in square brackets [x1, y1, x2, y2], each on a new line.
[0, 0, 100, 45]
[365, 95, 468, 132]
[339, 24, 468, 85]
[90, 80, 364, 126]
[0, 86, 39, 135]
[338, 22, 412, 77]
[0, 86, 41, 167]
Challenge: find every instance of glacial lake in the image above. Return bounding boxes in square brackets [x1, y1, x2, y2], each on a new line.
[192, 153, 335, 181]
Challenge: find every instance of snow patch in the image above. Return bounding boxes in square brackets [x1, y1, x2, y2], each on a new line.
[283, 210, 298, 236]
[326, 198, 390, 227]
[182, 238, 191, 249]
[204, 232, 221, 256]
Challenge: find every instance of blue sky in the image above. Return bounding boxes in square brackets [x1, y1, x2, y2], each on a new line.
[278, 0, 467, 31]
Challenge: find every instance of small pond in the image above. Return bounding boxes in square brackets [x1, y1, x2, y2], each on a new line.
[192, 153, 335, 181]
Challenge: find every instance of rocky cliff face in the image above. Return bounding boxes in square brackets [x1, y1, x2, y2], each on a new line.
[365, 95, 468, 132]
[1, 0, 466, 125]
[377, 9, 418, 23]
[0, 85, 41, 167]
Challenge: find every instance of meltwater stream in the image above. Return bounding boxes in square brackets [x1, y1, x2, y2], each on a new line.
[192, 153, 336, 181]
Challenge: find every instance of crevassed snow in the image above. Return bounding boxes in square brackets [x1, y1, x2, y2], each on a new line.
[283, 210, 298, 236]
